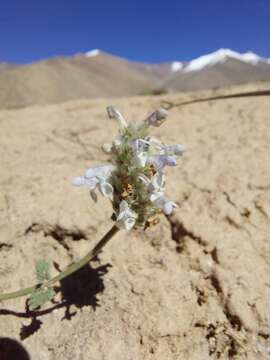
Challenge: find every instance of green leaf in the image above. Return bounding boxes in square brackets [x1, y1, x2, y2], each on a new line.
[36, 260, 50, 283]
[28, 287, 56, 310]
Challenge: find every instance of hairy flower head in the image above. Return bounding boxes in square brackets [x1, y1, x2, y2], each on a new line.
[73, 107, 186, 230]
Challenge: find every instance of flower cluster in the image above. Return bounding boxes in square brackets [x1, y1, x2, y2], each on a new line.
[73, 107, 186, 230]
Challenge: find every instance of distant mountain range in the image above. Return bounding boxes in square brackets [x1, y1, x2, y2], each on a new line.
[0, 48, 270, 108]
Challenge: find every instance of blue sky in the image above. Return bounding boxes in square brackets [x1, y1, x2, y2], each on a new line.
[1, 0, 269, 64]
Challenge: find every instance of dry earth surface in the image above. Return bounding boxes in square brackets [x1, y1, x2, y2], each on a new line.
[0, 83, 270, 359]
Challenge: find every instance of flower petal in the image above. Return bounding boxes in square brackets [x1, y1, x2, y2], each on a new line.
[132, 138, 149, 152]
[163, 202, 175, 215]
[138, 174, 151, 185]
[72, 176, 99, 189]
[173, 144, 186, 156]
[116, 200, 138, 230]
[117, 200, 130, 219]
[150, 191, 164, 202]
[85, 165, 114, 179]
[72, 176, 85, 187]
[152, 172, 166, 190]
[116, 216, 136, 230]
[99, 181, 114, 198]
[85, 177, 99, 189]
[164, 144, 186, 156]
[153, 196, 178, 215]
[149, 155, 177, 170]
[134, 152, 148, 167]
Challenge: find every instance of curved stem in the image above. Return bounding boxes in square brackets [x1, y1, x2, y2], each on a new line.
[0, 225, 120, 302]
[163, 89, 270, 110]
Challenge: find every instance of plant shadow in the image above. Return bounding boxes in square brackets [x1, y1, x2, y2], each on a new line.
[0, 337, 31, 360]
[0, 259, 112, 340]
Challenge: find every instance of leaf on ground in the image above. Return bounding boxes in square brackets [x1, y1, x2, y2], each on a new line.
[28, 287, 55, 310]
[36, 260, 51, 283]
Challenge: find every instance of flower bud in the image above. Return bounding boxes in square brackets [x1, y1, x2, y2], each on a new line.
[144, 108, 168, 127]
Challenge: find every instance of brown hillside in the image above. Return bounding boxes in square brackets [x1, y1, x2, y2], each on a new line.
[0, 52, 156, 108]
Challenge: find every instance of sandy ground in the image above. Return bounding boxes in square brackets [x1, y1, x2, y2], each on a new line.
[0, 83, 270, 359]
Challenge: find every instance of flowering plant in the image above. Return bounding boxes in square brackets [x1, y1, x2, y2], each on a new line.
[0, 89, 267, 310]
[73, 106, 185, 230]
[0, 106, 185, 309]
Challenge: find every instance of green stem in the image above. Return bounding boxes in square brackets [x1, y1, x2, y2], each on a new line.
[0, 225, 120, 302]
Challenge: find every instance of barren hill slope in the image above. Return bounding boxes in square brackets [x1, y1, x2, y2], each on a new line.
[0, 49, 270, 109]
[0, 62, 16, 72]
[165, 58, 270, 91]
[0, 51, 156, 108]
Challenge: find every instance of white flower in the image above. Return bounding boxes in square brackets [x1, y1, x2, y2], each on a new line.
[131, 139, 150, 167]
[73, 105, 185, 229]
[72, 176, 98, 188]
[147, 136, 164, 150]
[132, 138, 149, 152]
[97, 179, 114, 199]
[139, 172, 166, 201]
[116, 200, 138, 230]
[134, 151, 148, 167]
[107, 106, 127, 129]
[139, 173, 177, 214]
[154, 196, 178, 215]
[84, 164, 114, 179]
[131, 138, 180, 170]
[149, 172, 166, 200]
[72, 164, 114, 201]
[131, 138, 180, 171]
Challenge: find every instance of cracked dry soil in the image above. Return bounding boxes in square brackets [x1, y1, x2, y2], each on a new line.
[0, 83, 270, 359]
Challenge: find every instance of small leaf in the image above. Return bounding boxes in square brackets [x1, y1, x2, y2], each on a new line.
[28, 287, 55, 310]
[36, 260, 50, 283]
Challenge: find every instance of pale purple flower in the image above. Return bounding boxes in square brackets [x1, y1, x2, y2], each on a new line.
[148, 155, 177, 171]
[72, 164, 114, 201]
[163, 144, 186, 156]
[139, 173, 177, 215]
[132, 138, 149, 152]
[154, 196, 178, 215]
[139, 172, 166, 199]
[84, 164, 114, 179]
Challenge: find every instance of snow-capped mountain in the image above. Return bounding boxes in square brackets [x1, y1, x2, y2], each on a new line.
[171, 61, 183, 72]
[85, 49, 101, 57]
[82, 47, 270, 80]
[162, 48, 270, 92]
[182, 49, 270, 72]
[0, 48, 269, 108]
